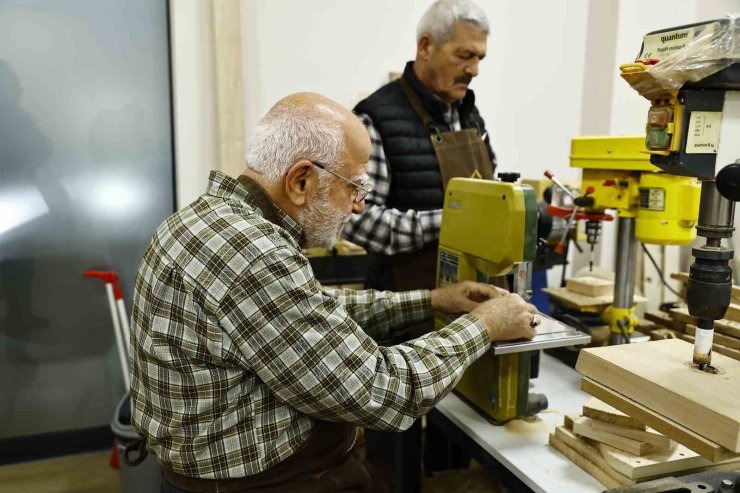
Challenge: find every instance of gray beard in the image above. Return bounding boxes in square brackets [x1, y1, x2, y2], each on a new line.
[298, 185, 349, 249]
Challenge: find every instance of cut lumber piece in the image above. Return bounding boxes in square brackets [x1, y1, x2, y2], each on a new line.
[599, 441, 740, 481]
[577, 339, 740, 453]
[573, 417, 654, 456]
[581, 377, 738, 462]
[724, 304, 740, 324]
[599, 442, 706, 480]
[566, 276, 614, 297]
[650, 328, 680, 341]
[543, 287, 647, 310]
[564, 413, 578, 430]
[583, 398, 645, 430]
[682, 334, 740, 362]
[554, 426, 631, 484]
[669, 306, 740, 339]
[548, 433, 625, 489]
[670, 272, 740, 305]
[714, 344, 740, 361]
[645, 310, 686, 332]
[577, 415, 669, 450]
[685, 324, 740, 350]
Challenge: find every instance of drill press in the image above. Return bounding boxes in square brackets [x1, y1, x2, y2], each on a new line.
[620, 17, 740, 367]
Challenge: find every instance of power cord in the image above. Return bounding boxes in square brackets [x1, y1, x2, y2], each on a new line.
[641, 243, 681, 297]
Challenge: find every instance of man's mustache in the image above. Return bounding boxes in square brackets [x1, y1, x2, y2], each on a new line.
[454, 75, 473, 85]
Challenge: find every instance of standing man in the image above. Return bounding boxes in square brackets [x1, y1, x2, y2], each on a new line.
[129, 93, 537, 493]
[342, 0, 498, 485]
[344, 0, 496, 293]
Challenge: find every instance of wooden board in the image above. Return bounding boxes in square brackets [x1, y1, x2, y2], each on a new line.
[566, 276, 614, 297]
[543, 287, 647, 310]
[670, 272, 740, 305]
[573, 417, 654, 455]
[576, 415, 669, 450]
[645, 310, 686, 332]
[548, 433, 625, 489]
[669, 306, 740, 339]
[554, 426, 631, 484]
[682, 334, 740, 362]
[581, 377, 736, 462]
[685, 324, 740, 350]
[650, 328, 681, 341]
[583, 398, 645, 430]
[599, 442, 707, 480]
[577, 339, 740, 452]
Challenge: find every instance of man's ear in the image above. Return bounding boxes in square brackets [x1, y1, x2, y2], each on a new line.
[417, 33, 434, 60]
[284, 160, 316, 207]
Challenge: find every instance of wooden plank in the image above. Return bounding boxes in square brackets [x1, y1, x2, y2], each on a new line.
[598, 442, 706, 480]
[575, 416, 670, 451]
[573, 417, 654, 455]
[566, 276, 614, 297]
[650, 328, 680, 341]
[669, 306, 740, 339]
[583, 398, 645, 430]
[580, 378, 736, 462]
[685, 324, 740, 351]
[725, 304, 740, 324]
[554, 426, 631, 484]
[645, 310, 686, 332]
[548, 433, 624, 489]
[577, 339, 740, 452]
[671, 272, 740, 306]
[682, 334, 740, 362]
[543, 287, 647, 310]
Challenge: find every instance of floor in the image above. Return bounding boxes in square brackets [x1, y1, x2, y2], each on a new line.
[0, 450, 122, 493]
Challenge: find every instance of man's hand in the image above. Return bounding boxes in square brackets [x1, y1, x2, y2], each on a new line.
[470, 293, 538, 342]
[430, 280, 507, 316]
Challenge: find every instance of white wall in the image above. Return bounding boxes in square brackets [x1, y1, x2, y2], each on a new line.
[170, 0, 220, 208]
[240, 0, 591, 182]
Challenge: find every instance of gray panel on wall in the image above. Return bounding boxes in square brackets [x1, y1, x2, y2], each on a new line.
[0, 0, 174, 438]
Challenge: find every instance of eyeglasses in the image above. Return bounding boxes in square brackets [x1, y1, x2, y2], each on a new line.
[311, 161, 373, 204]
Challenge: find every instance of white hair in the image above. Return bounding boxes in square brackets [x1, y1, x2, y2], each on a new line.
[416, 0, 490, 44]
[245, 101, 344, 183]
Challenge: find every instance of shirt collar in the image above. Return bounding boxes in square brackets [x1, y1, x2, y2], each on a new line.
[205, 171, 303, 244]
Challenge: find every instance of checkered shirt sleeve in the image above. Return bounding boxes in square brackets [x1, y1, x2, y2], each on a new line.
[129, 171, 490, 479]
[342, 114, 443, 255]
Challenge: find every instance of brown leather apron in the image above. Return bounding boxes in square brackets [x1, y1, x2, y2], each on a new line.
[160, 422, 383, 493]
[387, 77, 494, 292]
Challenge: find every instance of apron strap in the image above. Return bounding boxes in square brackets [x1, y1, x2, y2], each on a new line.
[399, 76, 443, 139]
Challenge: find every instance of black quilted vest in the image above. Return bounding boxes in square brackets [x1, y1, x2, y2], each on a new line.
[354, 61, 496, 211]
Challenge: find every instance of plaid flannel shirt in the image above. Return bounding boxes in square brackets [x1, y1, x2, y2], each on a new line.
[342, 109, 462, 256]
[130, 171, 490, 479]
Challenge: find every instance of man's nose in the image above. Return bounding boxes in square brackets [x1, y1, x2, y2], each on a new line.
[466, 59, 479, 77]
[352, 199, 366, 214]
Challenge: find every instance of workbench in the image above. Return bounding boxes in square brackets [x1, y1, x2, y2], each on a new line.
[428, 353, 604, 492]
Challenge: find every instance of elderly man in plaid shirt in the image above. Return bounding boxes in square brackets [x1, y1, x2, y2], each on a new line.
[130, 92, 537, 493]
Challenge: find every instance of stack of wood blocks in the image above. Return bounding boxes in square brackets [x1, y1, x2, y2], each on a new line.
[549, 398, 739, 488]
[643, 272, 740, 361]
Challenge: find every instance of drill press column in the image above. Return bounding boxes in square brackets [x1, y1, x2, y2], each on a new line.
[612, 216, 639, 345]
[688, 181, 735, 367]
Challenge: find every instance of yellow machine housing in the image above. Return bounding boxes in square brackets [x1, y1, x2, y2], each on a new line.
[436, 178, 539, 423]
[571, 136, 700, 244]
[437, 179, 536, 280]
[569, 136, 700, 337]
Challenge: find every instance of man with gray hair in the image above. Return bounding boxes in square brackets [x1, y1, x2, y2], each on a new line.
[343, 0, 497, 485]
[345, 0, 495, 292]
[130, 92, 536, 492]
